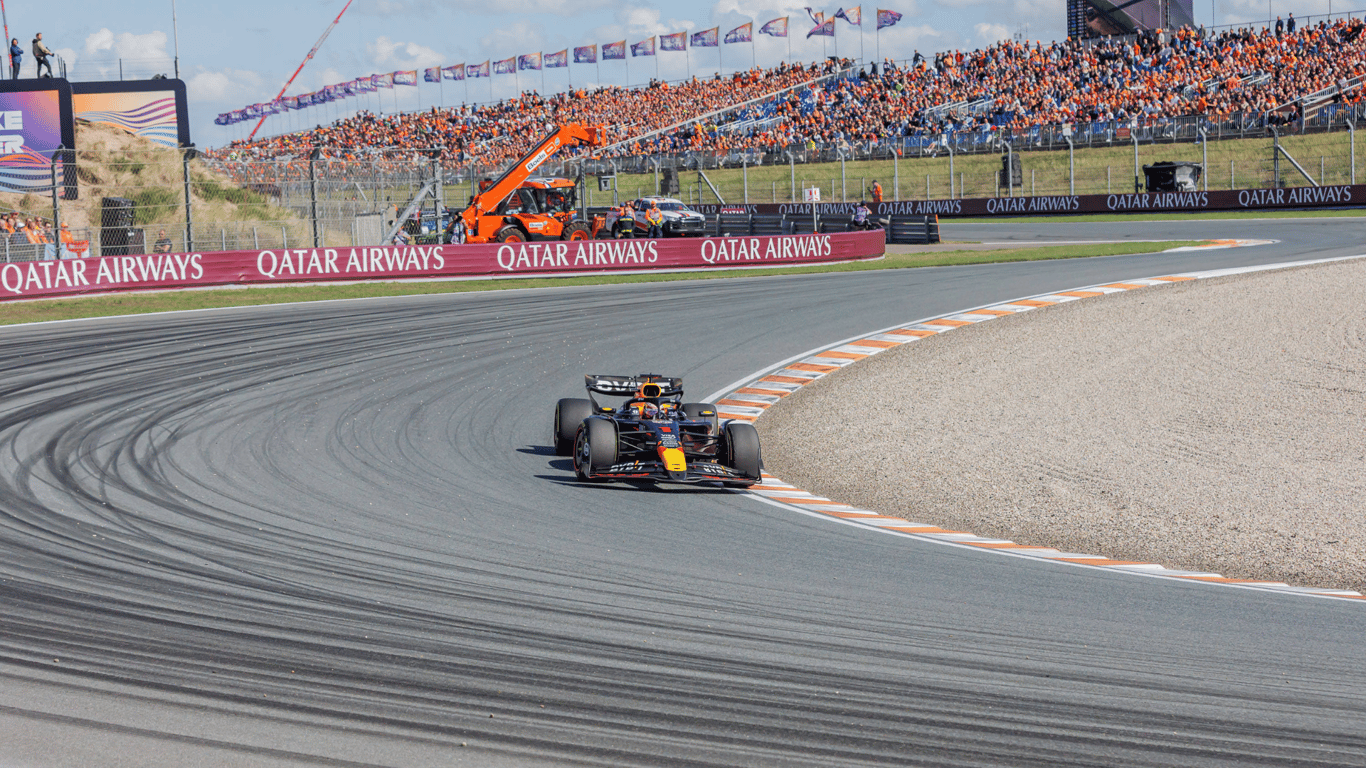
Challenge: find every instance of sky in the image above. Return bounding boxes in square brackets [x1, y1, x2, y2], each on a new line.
[8, 0, 1339, 148]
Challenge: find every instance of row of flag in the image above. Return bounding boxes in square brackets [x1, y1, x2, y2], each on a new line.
[215, 7, 904, 127]
[804, 7, 903, 38]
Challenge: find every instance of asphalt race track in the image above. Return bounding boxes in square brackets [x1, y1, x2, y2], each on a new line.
[1, 217, 1364, 767]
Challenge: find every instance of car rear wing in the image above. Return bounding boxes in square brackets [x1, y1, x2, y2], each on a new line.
[585, 374, 684, 398]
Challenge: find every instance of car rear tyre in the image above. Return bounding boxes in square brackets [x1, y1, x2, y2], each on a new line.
[574, 417, 618, 481]
[561, 222, 591, 241]
[720, 421, 762, 484]
[495, 226, 527, 243]
[553, 398, 593, 456]
[682, 402, 720, 435]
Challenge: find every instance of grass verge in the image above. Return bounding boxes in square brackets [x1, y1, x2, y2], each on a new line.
[1, 240, 1206, 327]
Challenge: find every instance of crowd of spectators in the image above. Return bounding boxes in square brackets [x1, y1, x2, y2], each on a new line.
[210, 17, 1366, 171]
[213, 60, 826, 171]
[1, 211, 89, 259]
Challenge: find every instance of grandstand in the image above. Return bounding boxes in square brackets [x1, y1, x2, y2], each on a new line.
[211, 16, 1366, 175]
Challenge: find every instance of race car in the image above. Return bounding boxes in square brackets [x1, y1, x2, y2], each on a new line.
[624, 197, 708, 237]
[552, 374, 762, 487]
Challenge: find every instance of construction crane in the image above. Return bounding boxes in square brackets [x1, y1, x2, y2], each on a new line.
[453, 123, 602, 244]
[247, 0, 354, 140]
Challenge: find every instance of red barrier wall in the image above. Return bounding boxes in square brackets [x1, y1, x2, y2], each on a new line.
[0, 230, 886, 302]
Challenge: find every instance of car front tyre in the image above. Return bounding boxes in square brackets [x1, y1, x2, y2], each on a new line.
[720, 421, 762, 485]
[574, 417, 618, 481]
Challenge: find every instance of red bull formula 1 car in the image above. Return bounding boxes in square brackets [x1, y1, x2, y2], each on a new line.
[552, 374, 762, 487]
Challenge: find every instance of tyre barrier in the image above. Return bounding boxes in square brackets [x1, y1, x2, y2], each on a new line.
[0, 229, 887, 302]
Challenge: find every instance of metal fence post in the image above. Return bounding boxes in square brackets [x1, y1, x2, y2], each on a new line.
[1199, 128, 1208, 191]
[743, 159, 748, 203]
[183, 145, 194, 252]
[1132, 133, 1140, 193]
[893, 149, 899, 200]
[840, 155, 846, 201]
[947, 143, 954, 198]
[51, 145, 62, 255]
[1006, 142, 1013, 197]
[1064, 136, 1074, 195]
[309, 148, 320, 248]
[789, 153, 795, 201]
[1272, 127, 1281, 187]
[1349, 119, 1358, 185]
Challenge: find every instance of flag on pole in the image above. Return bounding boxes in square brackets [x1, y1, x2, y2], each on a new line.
[544, 49, 568, 68]
[493, 57, 516, 74]
[723, 23, 751, 43]
[834, 6, 862, 25]
[443, 64, 465, 80]
[760, 17, 789, 36]
[373, 73, 394, 88]
[393, 70, 418, 85]
[631, 37, 656, 56]
[518, 53, 542, 70]
[574, 44, 597, 63]
[694, 27, 720, 46]
[804, 7, 825, 25]
[603, 40, 626, 60]
[876, 8, 902, 29]
[468, 60, 490, 77]
[423, 67, 441, 83]
[807, 18, 836, 37]
[282, 95, 300, 109]
[660, 31, 686, 51]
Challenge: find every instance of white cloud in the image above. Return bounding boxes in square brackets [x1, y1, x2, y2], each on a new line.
[81, 28, 171, 62]
[362, 0, 611, 16]
[975, 22, 1011, 44]
[368, 35, 445, 69]
[186, 68, 269, 103]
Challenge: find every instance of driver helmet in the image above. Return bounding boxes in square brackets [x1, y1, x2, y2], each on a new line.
[629, 402, 659, 419]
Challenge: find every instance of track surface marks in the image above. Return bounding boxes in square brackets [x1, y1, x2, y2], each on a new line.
[1, 217, 1364, 767]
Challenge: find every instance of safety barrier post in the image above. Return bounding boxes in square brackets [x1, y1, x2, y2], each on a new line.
[743, 159, 748, 203]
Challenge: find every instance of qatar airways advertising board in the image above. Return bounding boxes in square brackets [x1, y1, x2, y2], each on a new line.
[690, 184, 1365, 218]
[0, 230, 885, 301]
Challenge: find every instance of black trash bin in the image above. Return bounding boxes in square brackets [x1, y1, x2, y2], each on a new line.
[1143, 161, 1203, 192]
[101, 197, 136, 256]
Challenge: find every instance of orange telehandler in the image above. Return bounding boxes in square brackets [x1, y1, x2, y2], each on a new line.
[452, 123, 602, 244]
